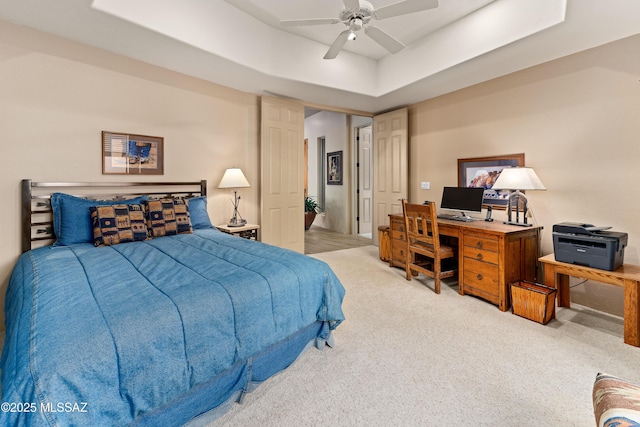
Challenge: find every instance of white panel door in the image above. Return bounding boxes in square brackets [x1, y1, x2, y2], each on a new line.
[357, 125, 373, 236]
[373, 108, 408, 245]
[260, 96, 305, 253]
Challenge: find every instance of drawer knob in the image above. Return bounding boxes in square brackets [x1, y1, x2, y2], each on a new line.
[476, 273, 483, 280]
[476, 241, 483, 249]
[476, 253, 483, 260]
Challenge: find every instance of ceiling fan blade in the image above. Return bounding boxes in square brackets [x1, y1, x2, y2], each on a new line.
[373, 0, 439, 20]
[343, 0, 360, 11]
[280, 18, 341, 27]
[324, 30, 351, 60]
[364, 26, 405, 54]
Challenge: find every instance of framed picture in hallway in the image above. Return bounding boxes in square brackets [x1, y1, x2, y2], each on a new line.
[327, 151, 343, 185]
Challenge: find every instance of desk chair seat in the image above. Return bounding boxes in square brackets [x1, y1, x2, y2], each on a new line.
[402, 200, 457, 294]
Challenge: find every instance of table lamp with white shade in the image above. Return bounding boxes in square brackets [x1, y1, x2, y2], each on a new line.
[218, 168, 250, 227]
[491, 167, 546, 227]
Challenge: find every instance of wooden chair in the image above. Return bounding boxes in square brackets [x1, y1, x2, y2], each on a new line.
[402, 200, 457, 294]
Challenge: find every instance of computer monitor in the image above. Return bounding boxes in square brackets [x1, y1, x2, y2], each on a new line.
[440, 186, 485, 216]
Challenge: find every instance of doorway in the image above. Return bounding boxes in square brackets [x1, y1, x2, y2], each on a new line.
[304, 110, 373, 236]
[261, 97, 406, 253]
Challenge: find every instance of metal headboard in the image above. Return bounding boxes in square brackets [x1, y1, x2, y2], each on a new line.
[22, 179, 207, 253]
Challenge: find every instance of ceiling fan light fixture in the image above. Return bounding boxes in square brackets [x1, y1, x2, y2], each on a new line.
[349, 17, 363, 31]
[348, 31, 357, 41]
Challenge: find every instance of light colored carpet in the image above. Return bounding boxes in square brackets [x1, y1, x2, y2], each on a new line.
[214, 246, 640, 426]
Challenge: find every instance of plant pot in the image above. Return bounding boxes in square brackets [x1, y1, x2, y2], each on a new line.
[304, 212, 317, 230]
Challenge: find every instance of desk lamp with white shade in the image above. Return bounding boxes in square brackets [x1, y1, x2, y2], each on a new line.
[491, 167, 546, 227]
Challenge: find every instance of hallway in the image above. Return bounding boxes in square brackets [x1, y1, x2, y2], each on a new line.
[304, 226, 373, 255]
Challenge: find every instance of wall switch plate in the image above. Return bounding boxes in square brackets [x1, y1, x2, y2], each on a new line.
[420, 181, 430, 190]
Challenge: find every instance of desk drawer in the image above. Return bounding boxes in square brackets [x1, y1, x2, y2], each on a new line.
[390, 217, 405, 236]
[392, 245, 407, 265]
[463, 246, 499, 265]
[464, 233, 499, 252]
[464, 258, 499, 298]
[391, 230, 406, 242]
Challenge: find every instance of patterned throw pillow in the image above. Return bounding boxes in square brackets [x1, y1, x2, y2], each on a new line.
[593, 373, 640, 426]
[145, 198, 193, 237]
[90, 204, 149, 246]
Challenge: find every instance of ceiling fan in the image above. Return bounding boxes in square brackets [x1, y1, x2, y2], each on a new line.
[280, 0, 439, 59]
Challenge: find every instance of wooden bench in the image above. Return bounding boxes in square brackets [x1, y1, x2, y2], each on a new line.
[539, 253, 640, 347]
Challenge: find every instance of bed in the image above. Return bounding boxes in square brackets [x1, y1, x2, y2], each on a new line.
[0, 180, 345, 426]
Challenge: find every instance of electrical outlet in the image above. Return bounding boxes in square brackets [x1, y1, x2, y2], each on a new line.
[420, 181, 430, 190]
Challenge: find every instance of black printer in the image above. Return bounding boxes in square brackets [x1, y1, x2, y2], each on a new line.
[552, 222, 628, 271]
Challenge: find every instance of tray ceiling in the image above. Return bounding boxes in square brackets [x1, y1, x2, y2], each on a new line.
[1, 0, 639, 112]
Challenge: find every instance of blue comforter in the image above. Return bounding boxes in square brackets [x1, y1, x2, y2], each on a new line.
[0, 230, 345, 426]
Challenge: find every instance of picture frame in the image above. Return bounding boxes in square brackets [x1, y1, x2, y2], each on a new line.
[327, 150, 343, 185]
[102, 131, 164, 175]
[458, 153, 524, 208]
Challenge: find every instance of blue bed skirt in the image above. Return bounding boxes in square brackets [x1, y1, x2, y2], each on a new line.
[136, 321, 331, 426]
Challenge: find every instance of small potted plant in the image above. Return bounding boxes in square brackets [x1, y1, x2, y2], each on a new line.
[304, 196, 320, 230]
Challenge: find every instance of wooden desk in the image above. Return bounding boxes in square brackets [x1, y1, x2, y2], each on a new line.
[389, 215, 541, 311]
[539, 254, 640, 347]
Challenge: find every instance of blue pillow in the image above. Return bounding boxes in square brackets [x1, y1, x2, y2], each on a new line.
[187, 196, 214, 230]
[51, 193, 148, 246]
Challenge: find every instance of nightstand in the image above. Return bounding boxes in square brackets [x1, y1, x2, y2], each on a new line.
[216, 223, 260, 241]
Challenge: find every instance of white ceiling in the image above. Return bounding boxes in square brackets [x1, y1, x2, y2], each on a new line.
[1, 0, 639, 113]
[226, 0, 498, 61]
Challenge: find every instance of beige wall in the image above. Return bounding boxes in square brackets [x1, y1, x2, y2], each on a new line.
[408, 34, 640, 262]
[0, 21, 261, 327]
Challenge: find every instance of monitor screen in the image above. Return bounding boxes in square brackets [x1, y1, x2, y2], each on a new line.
[440, 186, 485, 213]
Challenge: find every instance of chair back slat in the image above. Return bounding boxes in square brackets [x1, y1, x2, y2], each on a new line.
[403, 201, 440, 251]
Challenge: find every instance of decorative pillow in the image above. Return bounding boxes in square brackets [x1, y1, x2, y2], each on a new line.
[51, 193, 148, 246]
[593, 372, 640, 427]
[145, 198, 193, 237]
[186, 196, 215, 230]
[90, 204, 148, 246]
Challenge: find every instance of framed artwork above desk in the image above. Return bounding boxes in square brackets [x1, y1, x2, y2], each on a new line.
[458, 153, 524, 209]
